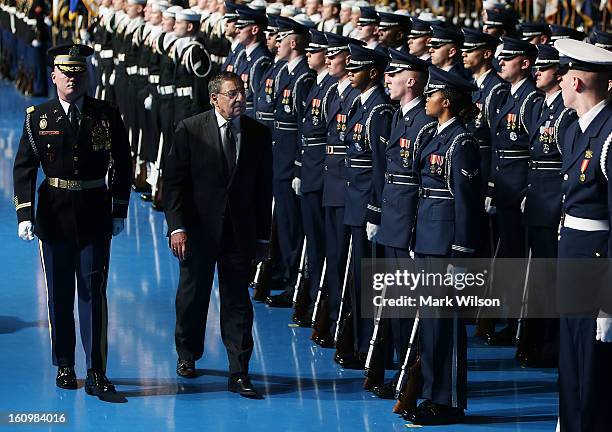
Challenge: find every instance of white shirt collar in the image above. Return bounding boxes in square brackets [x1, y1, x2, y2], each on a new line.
[231, 40, 240, 51]
[337, 78, 351, 95]
[360, 85, 377, 104]
[245, 42, 261, 58]
[287, 56, 305, 74]
[316, 70, 329, 85]
[214, 109, 239, 129]
[474, 68, 492, 88]
[419, 53, 431, 61]
[510, 78, 527, 96]
[545, 90, 561, 107]
[401, 96, 422, 117]
[442, 64, 453, 72]
[436, 116, 457, 134]
[578, 99, 608, 133]
[58, 96, 84, 116]
[366, 41, 379, 50]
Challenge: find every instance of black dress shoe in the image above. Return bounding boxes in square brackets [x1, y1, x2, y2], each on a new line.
[313, 334, 335, 348]
[334, 352, 366, 370]
[56, 367, 77, 390]
[486, 326, 516, 346]
[372, 381, 396, 399]
[409, 400, 465, 425]
[228, 374, 262, 399]
[292, 312, 313, 327]
[140, 193, 153, 202]
[176, 359, 197, 378]
[85, 369, 116, 397]
[265, 292, 293, 308]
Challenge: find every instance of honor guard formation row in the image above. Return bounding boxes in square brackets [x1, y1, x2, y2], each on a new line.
[5, 0, 612, 428]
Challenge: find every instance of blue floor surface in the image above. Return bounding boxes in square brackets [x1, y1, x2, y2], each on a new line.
[0, 79, 558, 431]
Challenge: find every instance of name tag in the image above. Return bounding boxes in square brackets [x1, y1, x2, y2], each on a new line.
[39, 130, 61, 136]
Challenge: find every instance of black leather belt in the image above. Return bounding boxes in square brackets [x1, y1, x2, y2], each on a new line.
[345, 158, 372, 169]
[302, 136, 326, 147]
[256, 111, 274, 121]
[497, 149, 530, 159]
[326, 145, 346, 155]
[528, 160, 562, 170]
[385, 173, 418, 186]
[419, 187, 453, 199]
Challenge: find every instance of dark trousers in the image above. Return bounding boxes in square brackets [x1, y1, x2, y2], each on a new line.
[273, 180, 303, 291]
[349, 226, 381, 353]
[301, 190, 325, 313]
[39, 239, 111, 371]
[559, 317, 612, 432]
[415, 254, 468, 409]
[175, 222, 254, 375]
[325, 206, 350, 335]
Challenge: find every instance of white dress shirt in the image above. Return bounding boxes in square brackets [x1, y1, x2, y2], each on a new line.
[578, 99, 608, 133]
[215, 108, 241, 163]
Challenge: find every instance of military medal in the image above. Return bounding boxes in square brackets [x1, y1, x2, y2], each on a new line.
[353, 123, 363, 142]
[311, 98, 321, 125]
[510, 131, 518, 141]
[430, 154, 444, 175]
[579, 158, 590, 183]
[506, 113, 517, 130]
[241, 73, 249, 90]
[265, 78, 273, 103]
[282, 89, 292, 113]
[400, 138, 411, 166]
[39, 118, 47, 130]
[539, 121, 552, 153]
[585, 149, 593, 159]
[474, 103, 483, 128]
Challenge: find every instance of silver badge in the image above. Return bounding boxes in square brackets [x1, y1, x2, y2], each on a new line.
[266, 95, 271, 103]
[339, 132, 345, 141]
[510, 131, 518, 141]
[312, 116, 319, 126]
[284, 105, 291, 113]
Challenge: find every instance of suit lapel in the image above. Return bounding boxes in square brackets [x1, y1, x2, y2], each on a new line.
[228, 116, 246, 187]
[205, 110, 226, 178]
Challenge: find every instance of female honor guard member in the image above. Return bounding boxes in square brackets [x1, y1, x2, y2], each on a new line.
[12, 44, 131, 398]
[555, 39, 612, 432]
[410, 66, 481, 425]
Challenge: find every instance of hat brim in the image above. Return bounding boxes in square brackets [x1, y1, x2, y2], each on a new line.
[56, 64, 87, 73]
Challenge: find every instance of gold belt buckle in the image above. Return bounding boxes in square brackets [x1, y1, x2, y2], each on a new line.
[63, 179, 82, 190]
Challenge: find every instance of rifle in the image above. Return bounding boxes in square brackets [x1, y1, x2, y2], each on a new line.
[334, 234, 353, 343]
[393, 311, 421, 415]
[150, 132, 164, 210]
[251, 200, 278, 301]
[292, 237, 309, 305]
[515, 249, 532, 354]
[292, 238, 311, 325]
[364, 240, 387, 390]
[132, 129, 149, 192]
[310, 258, 327, 325]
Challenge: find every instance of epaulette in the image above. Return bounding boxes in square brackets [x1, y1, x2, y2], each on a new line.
[554, 107, 576, 155]
[26, 106, 35, 114]
[365, 104, 394, 149]
[484, 82, 507, 128]
[322, 82, 338, 122]
[446, 132, 478, 196]
[292, 71, 315, 112]
[600, 130, 612, 182]
[520, 90, 544, 133]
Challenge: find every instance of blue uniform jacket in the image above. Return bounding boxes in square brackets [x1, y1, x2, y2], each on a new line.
[252, 59, 287, 129]
[295, 72, 337, 193]
[322, 81, 361, 208]
[271, 57, 315, 183]
[342, 85, 393, 227]
[221, 43, 244, 72]
[376, 98, 435, 249]
[232, 43, 272, 116]
[413, 119, 482, 256]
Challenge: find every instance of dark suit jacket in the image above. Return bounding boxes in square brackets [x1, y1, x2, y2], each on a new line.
[163, 109, 273, 258]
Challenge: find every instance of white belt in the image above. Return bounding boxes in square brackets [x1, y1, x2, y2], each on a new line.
[100, 49, 113, 59]
[118, 53, 126, 61]
[563, 214, 609, 232]
[138, 67, 149, 76]
[149, 75, 160, 84]
[176, 87, 192, 97]
[127, 66, 138, 75]
[94, 43, 102, 52]
[158, 85, 174, 95]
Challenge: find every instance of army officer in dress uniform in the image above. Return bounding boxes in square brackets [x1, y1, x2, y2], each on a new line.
[12, 44, 131, 398]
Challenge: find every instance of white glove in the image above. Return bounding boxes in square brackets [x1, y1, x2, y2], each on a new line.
[31, 39, 40, 47]
[596, 310, 612, 342]
[520, 196, 526, 213]
[112, 218, 125, 236]
[366, 222, 379, 241]
[109, 71, 116, 85]
[144, 95, 153, 110]
[484, 196, 496, 214]
[44, 16, 52, 26]
[79, 29, 90, 43]
[91, 56, 98, 67]
[101, 72, 106, 85]
[18, 221, 34, 241]
[291, 177, 302, 196]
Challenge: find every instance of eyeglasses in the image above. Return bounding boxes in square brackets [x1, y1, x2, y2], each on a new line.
[217, 88, 245, 99]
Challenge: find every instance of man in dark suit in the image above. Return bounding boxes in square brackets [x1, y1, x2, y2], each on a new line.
[163, 71, 273, 399]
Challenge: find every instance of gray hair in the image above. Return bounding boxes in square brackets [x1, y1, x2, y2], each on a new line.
[208, 71, 243, 96]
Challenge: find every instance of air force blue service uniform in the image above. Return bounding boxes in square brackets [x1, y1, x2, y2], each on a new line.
[233, 6, 272, 118]
[412, 68, 481, 423]
[377, 12, 412, 54]
[12, 45, 131, 379]
[519, 22, 552, 43]
[428, 26, 472, 81]
[272, 17, 316, 290]
[554, 39, 612, 432]
[321, 34, 363, 338]
[343, 44, 393, 354]
[220, 2, 243, 73]
[294, 30, 336, 315]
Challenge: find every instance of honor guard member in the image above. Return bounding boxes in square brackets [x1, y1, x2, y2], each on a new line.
[428, 26, 472, 81]
[410, 67, 481, 425]
[357, 6, 380, 50]
[172, 9, 212, 124]
[253, 15, 286, 131]
[109, 1, 130, 125]
[103, 0, 128, 104]
[337, 43, 393, 368]
[550, 25, 587, 44]
[93, 1, 116, 100]
[520, 44, 576, 368]
[315, 33, 364, 347]
[461, 28, 507, 253]
[366, 49, 432, 398]
[593, 29, 612, 51]
[486, 37, 542, 346]
[339, 1, 354, 37]
[377, 12, 411, 53]
[220, 2, 242, 72]
[316, 0, 342, 34]
[554, 39, 612, 432]
[290, 29, 335, 324]
[408, 17, 434, 61]
[264, 17, 316, 308]
[232, 5, 272, 118]
[482, 8, 518, 39]
[519, 21, 551, 45]
[12, 44, 131, 398]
